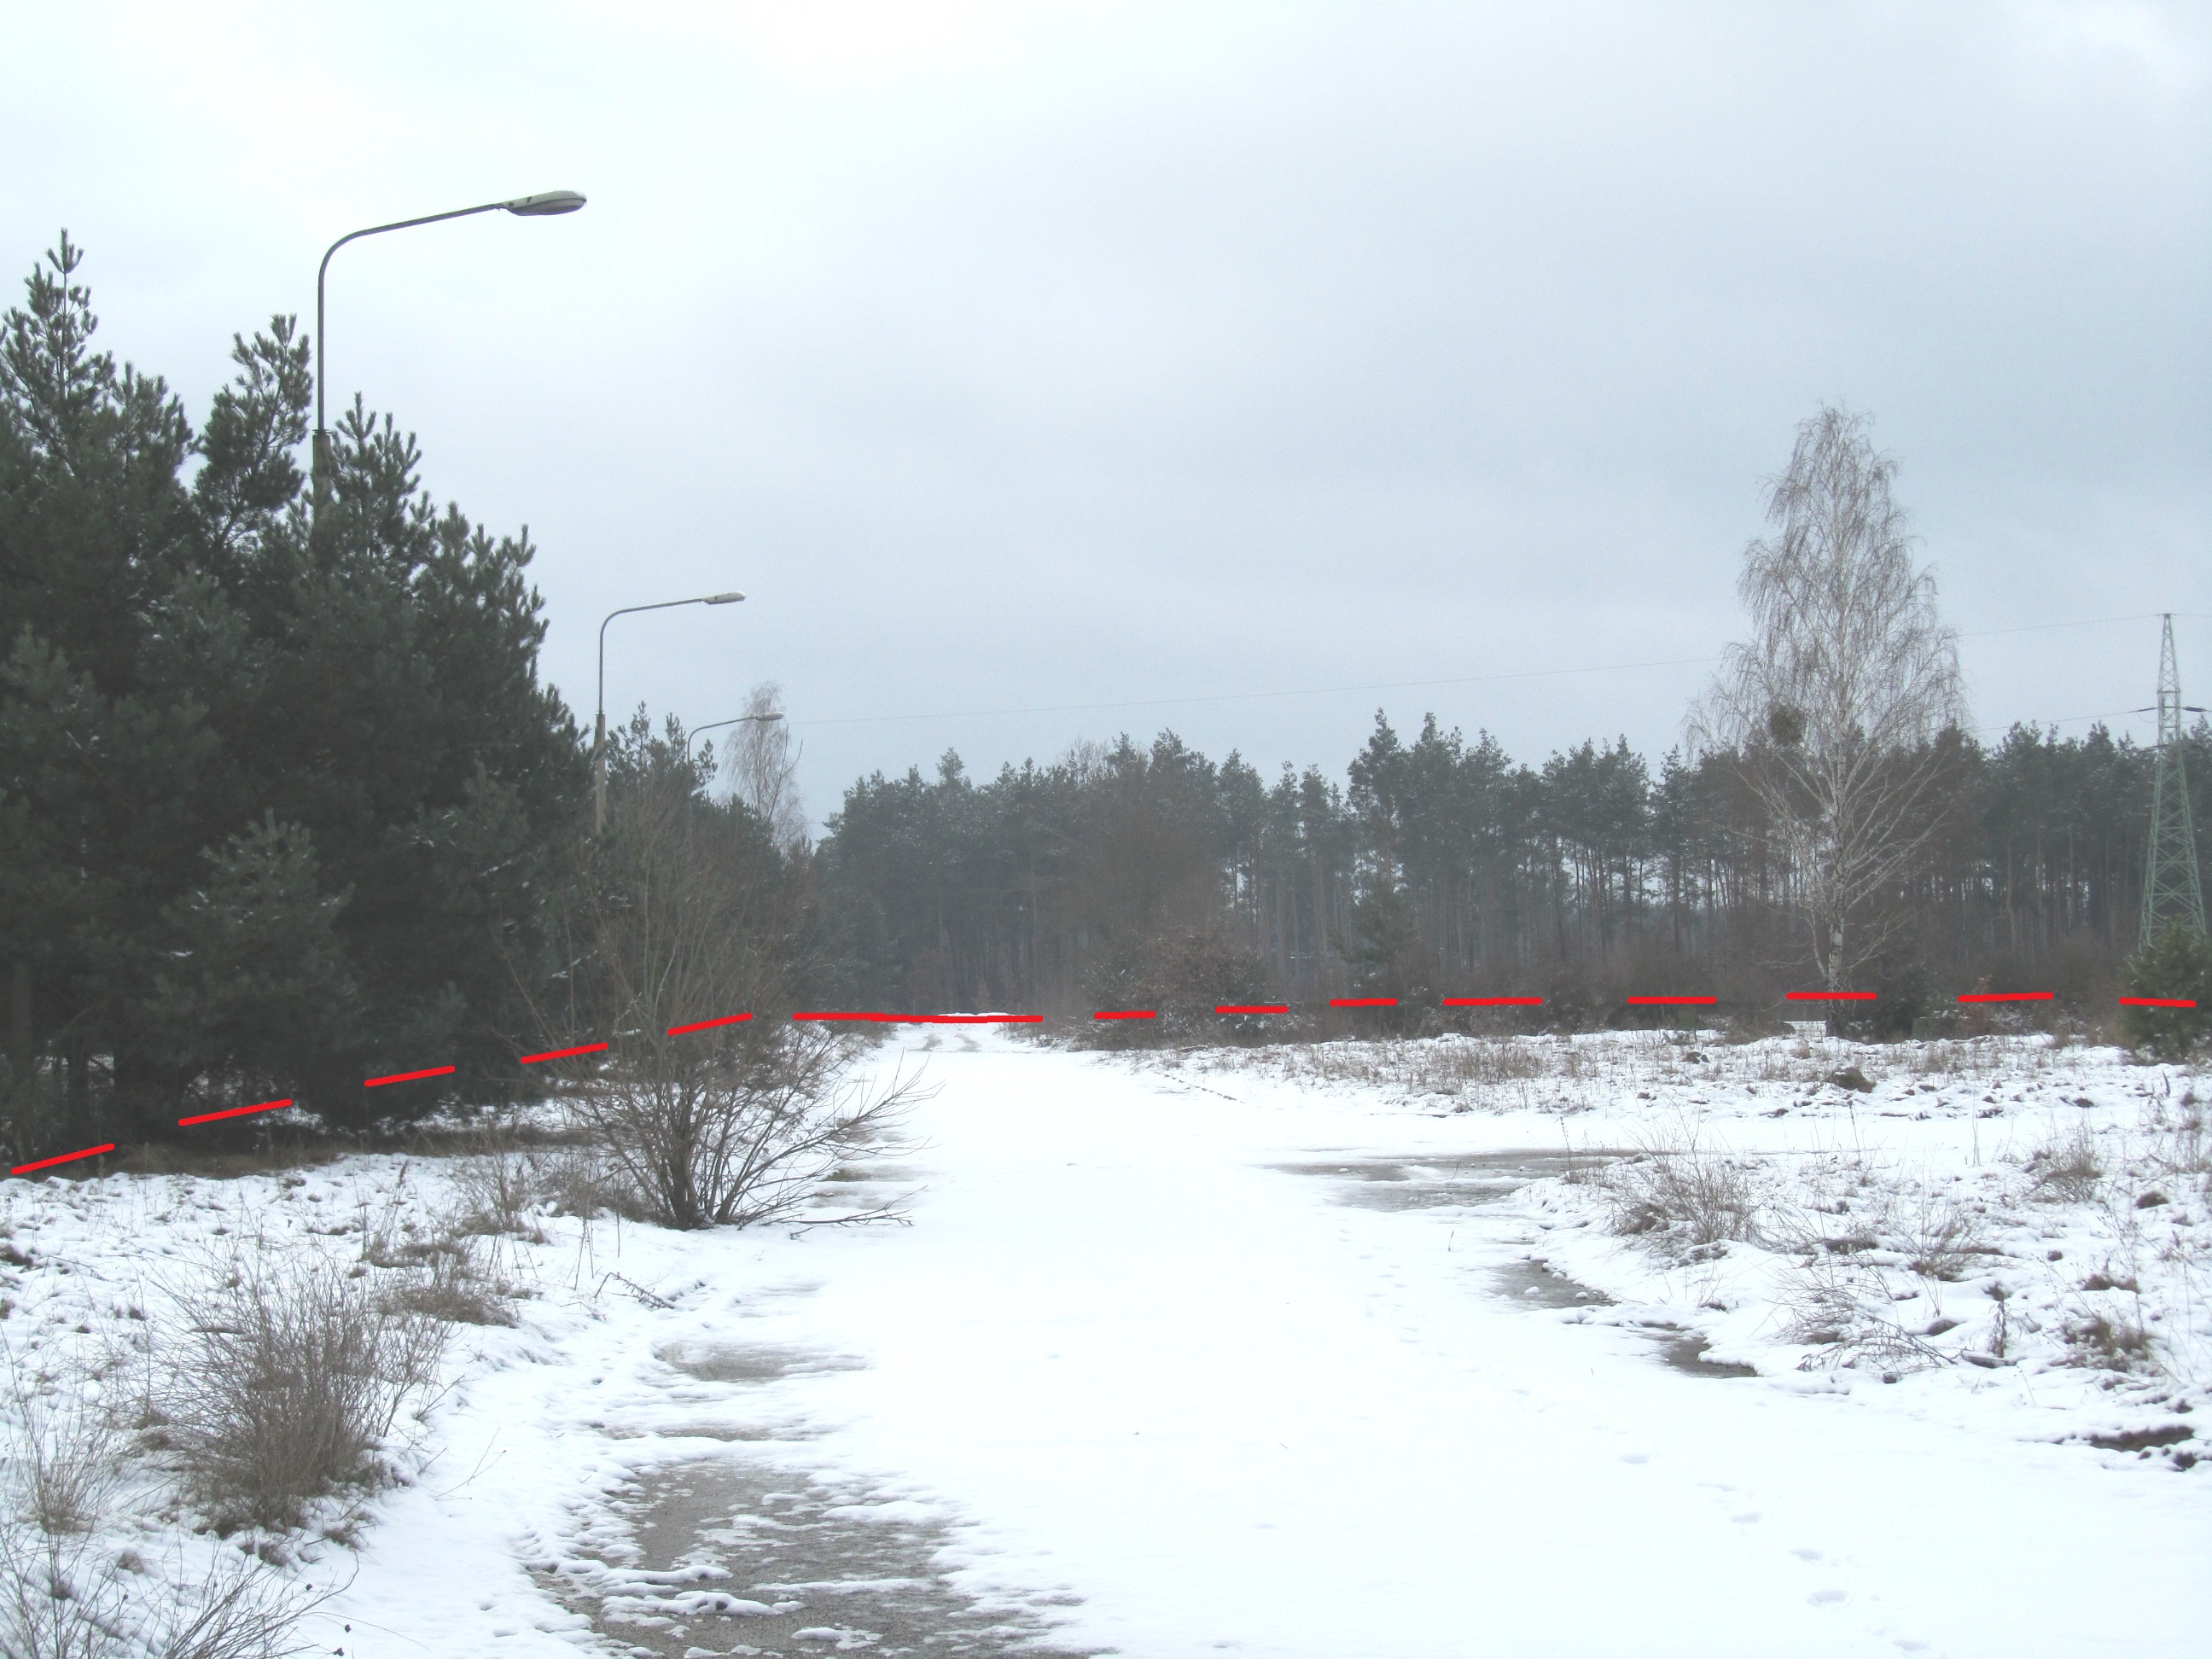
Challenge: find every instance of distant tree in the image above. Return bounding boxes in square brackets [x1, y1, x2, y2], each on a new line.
[719, 680, 808, 852]
[1690, 406, 1965, 992]
[2120, 923, 2212, 1061]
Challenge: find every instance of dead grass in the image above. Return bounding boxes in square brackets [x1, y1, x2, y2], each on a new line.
[150, 1249, 448, 1529]
[1779, 1256, 1949, 1375]
[0, 1528, 314, 1659]
[112, 1141, 341, 1181]
[2065, 1310, 2154, 1371]
[1604, 1134, 1761, 1250]
[376, 1238, 517, 1329]
[2027, 1121, 2104, 1202]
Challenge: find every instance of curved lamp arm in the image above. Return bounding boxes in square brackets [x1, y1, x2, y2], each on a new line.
[314, 190, 585, 474]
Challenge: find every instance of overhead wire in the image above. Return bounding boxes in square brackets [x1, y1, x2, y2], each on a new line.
[782, 610, 2209, 734]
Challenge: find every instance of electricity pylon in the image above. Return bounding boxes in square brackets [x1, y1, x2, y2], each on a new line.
[2141, 613, 2207, 941]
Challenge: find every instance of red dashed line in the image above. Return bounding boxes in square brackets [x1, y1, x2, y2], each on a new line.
[1958, 992, 2052, 1004]
[1628, 996, 1717, 1006]
[178, 1098, 293, 1127]
[1330, 998, 1397, 1008]
[10, 1144, 114, 1175]
[1216, 1004, 1289, 1015]
[364, 1065, 457, 1088]
[1787, 991, 1876, 1001]
[1443, 997, 1543, 1007]
[1092, 1010, 1157, 1021]
[518, 1043, 608, 1064]
[667, 1013, 753, 1034]
[2120, 997, 2196, 1009]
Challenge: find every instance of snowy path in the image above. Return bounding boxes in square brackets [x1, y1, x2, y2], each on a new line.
[344, 1039, 2210, 1657]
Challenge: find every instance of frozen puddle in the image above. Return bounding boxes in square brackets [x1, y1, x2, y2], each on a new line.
[1274, 1152, 1752, 1378]
[660, 1341, 870, 1385]
[1266, 1149, 1610, 1210]
[538, 1458, 1102, 1657]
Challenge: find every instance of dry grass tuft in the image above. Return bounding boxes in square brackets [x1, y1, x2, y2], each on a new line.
[152, 1250, 448, 1529]
[2027, 1121, 2104, 1202]
[1604, 1136, 1761, 1250]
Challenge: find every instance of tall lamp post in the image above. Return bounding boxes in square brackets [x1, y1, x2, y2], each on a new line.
[597, 593, 748, 833]
[314, 189, 587, 509]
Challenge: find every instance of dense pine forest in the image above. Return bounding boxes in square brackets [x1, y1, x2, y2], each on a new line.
[817, 715, 2212, 1031]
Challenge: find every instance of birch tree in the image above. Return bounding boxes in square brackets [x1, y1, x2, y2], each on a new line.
[1689, 406, 1965, 990]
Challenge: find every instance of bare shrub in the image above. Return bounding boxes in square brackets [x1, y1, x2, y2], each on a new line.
[1606, 1138, 1761, 1249]
[545, 723, 919, 1230]
[155, 1250, 447, 1528]
[577, 1028, 916, 1231]
[2027, 1121, 2104, 1202]
[0, 1523, 128, 1659]
[2148, 1093, 2210, 1180]
[446, 1144, 549, 1242]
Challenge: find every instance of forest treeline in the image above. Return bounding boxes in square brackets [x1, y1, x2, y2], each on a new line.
[7, 236, 2204, 1157]
[818, 715, 2209, 1032]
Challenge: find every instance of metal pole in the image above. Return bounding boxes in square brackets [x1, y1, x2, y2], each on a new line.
[595, 593, 748, 835]
[312, 191, 585, 517]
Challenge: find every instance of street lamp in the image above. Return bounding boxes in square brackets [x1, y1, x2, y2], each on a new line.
[597, 593, 748, 833]
[313, 189, 587, 508]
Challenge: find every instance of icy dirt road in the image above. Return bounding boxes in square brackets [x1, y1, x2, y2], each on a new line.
[342, 1038, 2210, 1658]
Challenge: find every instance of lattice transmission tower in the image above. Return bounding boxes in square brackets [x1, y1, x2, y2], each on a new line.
[2141, 613, 2207, 941]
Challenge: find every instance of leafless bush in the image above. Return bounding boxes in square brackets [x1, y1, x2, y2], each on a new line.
[576, 1029, 917, 1231]
[1230, 1037, 1547, 1098]
[154, 1250, 448, 1528]
[2027, 1121, 2104, 1202]
[544, 735, 921, 1230]
[1605, 1137, 1761, 1249]
[2148, 1093, 2210, 1180]
[0, 1523, 126, 1659]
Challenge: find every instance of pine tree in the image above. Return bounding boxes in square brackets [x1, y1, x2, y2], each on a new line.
[2120, 923, 2212, 1062]
[0, 236, 585, 1142]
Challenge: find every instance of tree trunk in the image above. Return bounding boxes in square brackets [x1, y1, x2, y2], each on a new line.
[6, 958, 28, 1073]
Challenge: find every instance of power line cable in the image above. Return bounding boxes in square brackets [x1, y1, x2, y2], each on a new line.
[785, 611, 2209, 732]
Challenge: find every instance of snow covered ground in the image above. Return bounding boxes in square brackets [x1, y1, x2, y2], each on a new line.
[2, 1027, 2208, 1657]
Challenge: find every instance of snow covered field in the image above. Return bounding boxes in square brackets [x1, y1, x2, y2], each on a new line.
[2, 1027, 2208, 1657]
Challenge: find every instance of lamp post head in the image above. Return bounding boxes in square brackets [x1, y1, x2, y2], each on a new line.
[504, 190, 588, 217]
[703, 591, 747, 605]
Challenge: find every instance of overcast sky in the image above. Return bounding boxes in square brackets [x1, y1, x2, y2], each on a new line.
[7, 2, 2207, 823]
